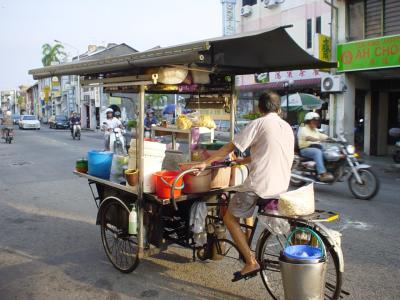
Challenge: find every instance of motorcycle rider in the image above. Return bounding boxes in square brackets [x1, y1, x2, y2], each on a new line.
[1, 111, 13, 138]
[69, 112, 81, 136]
[102, 108, 123, 151]
[297, 112, 334, 182]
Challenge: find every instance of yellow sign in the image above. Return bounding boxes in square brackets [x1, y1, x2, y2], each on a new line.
[318, 34, 331, 62]
[51, 78, 61, 98]
[43, 86, 50, 103]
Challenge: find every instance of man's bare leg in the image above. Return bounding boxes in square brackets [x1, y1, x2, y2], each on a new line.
[224, 210, 259, 274]
[245, 217, 254, 242]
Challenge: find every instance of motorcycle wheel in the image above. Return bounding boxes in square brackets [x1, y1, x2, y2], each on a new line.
[393, 151, 400, 163]
[78, 134, 81, 140]
[290, 177, 305, 187]
[348, 168, 379, 200]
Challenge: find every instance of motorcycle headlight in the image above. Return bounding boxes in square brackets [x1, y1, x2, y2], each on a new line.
[346, 145, 355, 154]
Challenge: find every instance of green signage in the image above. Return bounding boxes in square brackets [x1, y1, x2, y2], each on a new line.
[337, 35, 400, 72]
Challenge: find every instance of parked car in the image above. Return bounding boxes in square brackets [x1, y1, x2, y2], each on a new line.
[19, 115, 40, 130]
[49, 115, 69, 129]
[12, 114, 20, 125]
[214, 119, 250, 141]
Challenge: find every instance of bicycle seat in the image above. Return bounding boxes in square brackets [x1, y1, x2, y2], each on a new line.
[257, 198, 278, 207]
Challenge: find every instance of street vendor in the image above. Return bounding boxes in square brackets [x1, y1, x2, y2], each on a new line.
[180, 91, 294, 281]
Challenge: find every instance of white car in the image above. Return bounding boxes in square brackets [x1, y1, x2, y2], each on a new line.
[19, 115, 40, 130]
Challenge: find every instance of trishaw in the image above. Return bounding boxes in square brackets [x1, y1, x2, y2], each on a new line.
[30, 26, 346, 299]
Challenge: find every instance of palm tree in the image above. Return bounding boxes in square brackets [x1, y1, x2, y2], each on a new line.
[41, 43, 66, 66]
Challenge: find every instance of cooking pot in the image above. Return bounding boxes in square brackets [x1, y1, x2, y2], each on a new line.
[183, 170, 211, 194]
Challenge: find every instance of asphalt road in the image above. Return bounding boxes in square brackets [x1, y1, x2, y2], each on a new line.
[0, 126, 399, 300]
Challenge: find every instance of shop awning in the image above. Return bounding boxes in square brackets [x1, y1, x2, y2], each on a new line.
[29, 26, 336, 79]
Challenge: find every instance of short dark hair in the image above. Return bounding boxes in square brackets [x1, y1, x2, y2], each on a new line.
[258, 91, 280, 113]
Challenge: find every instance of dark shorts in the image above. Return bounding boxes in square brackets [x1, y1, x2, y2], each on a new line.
[228, 191, 259, 218]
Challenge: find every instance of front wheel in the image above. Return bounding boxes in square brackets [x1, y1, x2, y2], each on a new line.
[100, 197, 139, 273]
[348, 168, 379, 200]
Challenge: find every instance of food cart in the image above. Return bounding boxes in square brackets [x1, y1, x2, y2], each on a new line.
[29, 26, 346, 299]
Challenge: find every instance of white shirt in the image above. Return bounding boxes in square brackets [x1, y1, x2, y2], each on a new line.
[103, 117, 122, 134]
[233, 113, 294, 199]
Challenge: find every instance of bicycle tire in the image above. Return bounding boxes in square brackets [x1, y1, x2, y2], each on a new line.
[100, 198, 139, 273]
[256, 226, 342, 300]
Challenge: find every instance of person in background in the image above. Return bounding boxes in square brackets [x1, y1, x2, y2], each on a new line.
[69, 112, 81, 135]
[144, 109, 158, 131]
[1, 111, 13, 138]
[102, 108, 123, 151]
[297, 112, 333, 182]
[180, 91, 294, 281]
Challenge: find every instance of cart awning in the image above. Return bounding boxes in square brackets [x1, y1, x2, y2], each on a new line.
[29, 26, 336, 79]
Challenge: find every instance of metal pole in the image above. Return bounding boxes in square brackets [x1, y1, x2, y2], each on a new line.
[137, 85, 145, 253]
[286, 83, 289, 121]
[230, 79, 237, 141]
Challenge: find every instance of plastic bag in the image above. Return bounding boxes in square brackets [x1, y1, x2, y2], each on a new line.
[198, 115, 216, 129]
[259, 199, 290, 235]
[111, 155, 129, 182]
[278, 183, 315, 216]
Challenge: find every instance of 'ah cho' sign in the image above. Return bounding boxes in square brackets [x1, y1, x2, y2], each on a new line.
[337, 35, 400, 72]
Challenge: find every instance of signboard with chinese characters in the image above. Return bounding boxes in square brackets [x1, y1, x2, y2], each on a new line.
[269, 70, 328, 82]
[43, 86, 50, 103]
[51, 77, 61, 98]
[337, 34, 400, 72]
[316, 34, 331, 62]
[222, 0, 236, 36]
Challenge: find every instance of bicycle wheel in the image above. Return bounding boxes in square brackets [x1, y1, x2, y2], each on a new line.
[100, 197, 139, 273]
[212, 238, 244, 278]
[256, 226, 342, 300]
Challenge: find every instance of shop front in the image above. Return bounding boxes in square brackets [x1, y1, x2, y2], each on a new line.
[336, 34, 400, 155]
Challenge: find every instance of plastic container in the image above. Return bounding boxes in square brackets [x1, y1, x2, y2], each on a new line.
[75, 159, 88, 173]
[154, 170, 184, 199]
[87, 150, 114, 179]
[279, 228, 327, 300]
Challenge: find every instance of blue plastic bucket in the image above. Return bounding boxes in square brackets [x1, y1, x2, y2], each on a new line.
[87, 150, 114, 179]
[283, 245, 324, 261]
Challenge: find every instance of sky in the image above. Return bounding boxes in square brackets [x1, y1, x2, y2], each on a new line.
[0, 0, 222, 90]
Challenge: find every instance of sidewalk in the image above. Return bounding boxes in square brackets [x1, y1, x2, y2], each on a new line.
[362, 155, 400, 175]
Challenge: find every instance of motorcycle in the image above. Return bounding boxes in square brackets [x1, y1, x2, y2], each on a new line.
[71, 122, 81, 140]
[109, 127, 127, 155]
[291, 137, 379, 200]
[2, 126, 14, 144]
[389, 128, 400, 163]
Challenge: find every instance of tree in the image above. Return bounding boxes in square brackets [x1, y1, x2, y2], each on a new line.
[41, 43, 66, 66]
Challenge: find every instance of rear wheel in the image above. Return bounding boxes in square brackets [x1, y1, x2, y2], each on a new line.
[256, 227, 342, 300]
[100, 197, 139, 273]
[348, 168, 379, 200]
[393, 151, 400, 163]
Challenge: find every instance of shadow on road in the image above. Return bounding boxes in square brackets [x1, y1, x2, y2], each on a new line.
[0, 201, 262, 300]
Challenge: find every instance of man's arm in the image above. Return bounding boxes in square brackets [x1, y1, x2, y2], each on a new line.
[180, 142, 235, 171]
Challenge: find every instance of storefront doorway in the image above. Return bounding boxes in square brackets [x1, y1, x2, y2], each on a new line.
[354, 90, 366, 151]
[388, 93, 400, 145]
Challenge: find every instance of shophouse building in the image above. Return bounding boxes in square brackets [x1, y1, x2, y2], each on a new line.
[334, 0, 400, 155]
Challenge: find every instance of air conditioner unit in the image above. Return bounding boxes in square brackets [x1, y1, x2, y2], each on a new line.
[240, 5, 252, 17]
[264, 0, 284, 8]
[321, 75, 345, 93]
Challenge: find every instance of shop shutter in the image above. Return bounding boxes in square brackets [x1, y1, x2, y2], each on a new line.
[384, 0, 400, 36]
[365, 0, 383, 38]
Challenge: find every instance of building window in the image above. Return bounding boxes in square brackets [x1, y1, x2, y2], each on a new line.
[316, 16, 322, 34]
[348, 0, 400, 41]
[348, 0, 365, 41]
[307, 19, 312, 49]
[242, 0, 257, 6]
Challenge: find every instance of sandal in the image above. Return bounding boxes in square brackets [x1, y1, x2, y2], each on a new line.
[231, 268, 260, 282]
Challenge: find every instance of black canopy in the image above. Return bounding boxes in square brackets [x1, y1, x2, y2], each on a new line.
[29, 26, 335, 79]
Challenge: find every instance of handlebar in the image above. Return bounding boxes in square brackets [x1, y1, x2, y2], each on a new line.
[169, 161, 234, 211]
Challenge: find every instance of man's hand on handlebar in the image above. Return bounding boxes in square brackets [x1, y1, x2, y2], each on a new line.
[179, 162, 207, 174]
